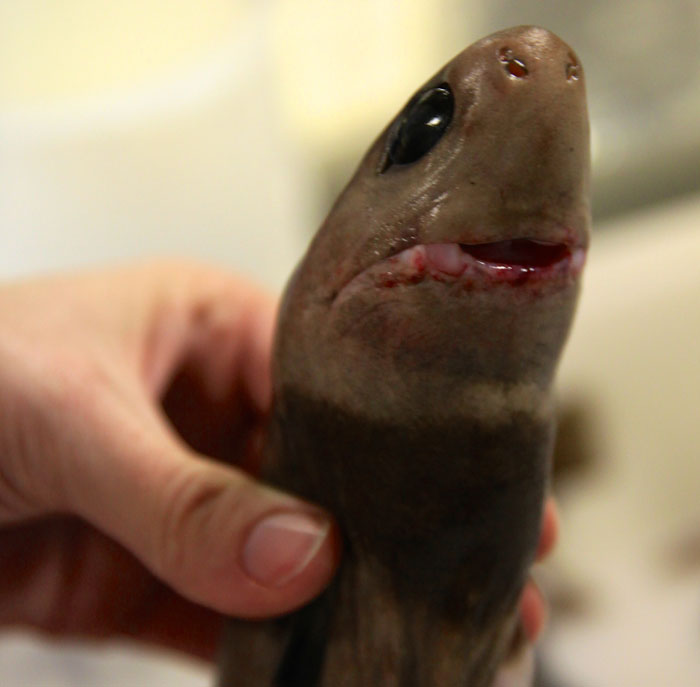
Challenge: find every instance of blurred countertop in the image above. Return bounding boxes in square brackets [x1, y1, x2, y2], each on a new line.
[544, 193, 700, 686]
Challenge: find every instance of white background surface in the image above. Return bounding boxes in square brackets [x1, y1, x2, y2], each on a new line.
[547, 195, 700, 686]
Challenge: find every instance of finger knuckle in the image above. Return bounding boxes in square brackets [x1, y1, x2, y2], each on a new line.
[153, 462, 247, 590]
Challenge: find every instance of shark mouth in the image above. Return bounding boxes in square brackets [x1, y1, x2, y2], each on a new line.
[459, 239, 570, 268]
[335, 238, 585, 303]
[409, 239, 582, 278]
[407, 238, 586, 279]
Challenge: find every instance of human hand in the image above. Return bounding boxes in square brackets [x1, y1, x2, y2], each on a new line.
[0, 262, 556, 662]
[0, 262, 339, 659]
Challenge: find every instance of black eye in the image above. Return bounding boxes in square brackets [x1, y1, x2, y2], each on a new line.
[382, 83, 454, 172]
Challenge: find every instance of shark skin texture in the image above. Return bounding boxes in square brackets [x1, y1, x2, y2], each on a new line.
[218, 25, 590, 687]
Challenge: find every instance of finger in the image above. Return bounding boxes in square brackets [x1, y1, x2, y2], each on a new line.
[519, 579, 547, 642]
[536, 497, 559, 561]
[52, 393, 339, 619]
[145, 268, 276, 468]
[141, 265, 277, 414]
[0, 516, 222, 659]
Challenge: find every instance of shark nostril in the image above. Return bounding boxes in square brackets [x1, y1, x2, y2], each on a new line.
[498, 47, 528, 79]
[566, 57, 580, 81]
[506, 58, 528, 78]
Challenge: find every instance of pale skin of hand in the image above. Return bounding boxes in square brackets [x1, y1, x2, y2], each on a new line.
[0, 261, 556, 661]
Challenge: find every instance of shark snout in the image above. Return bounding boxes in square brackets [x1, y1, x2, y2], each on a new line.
[492, 25, 584, 90]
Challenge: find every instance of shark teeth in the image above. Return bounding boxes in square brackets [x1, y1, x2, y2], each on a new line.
[397, 243, 469, 276]
[424, 243, 466, 275]
[389, 239, 582, 283]
[335, 239, 585, 304]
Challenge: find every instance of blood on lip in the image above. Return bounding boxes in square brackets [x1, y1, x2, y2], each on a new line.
[336, 238, 581, 303]
[369, 238, 577, 293]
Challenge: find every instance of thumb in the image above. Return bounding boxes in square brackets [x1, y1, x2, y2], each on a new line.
[56, 399, 339, 619]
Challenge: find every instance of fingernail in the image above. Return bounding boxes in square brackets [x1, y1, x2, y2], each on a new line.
[242, 511, 330, 588]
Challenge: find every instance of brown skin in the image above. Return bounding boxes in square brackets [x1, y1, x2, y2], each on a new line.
[219, 26, 589, 687]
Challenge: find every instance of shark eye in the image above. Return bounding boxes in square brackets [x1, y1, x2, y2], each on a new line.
[382, 83, 454, 171]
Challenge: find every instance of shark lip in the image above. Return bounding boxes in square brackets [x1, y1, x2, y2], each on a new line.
[333, 237, 586, 303]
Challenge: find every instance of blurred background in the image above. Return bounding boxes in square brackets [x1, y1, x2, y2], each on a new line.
[1, 1, 700, 685]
